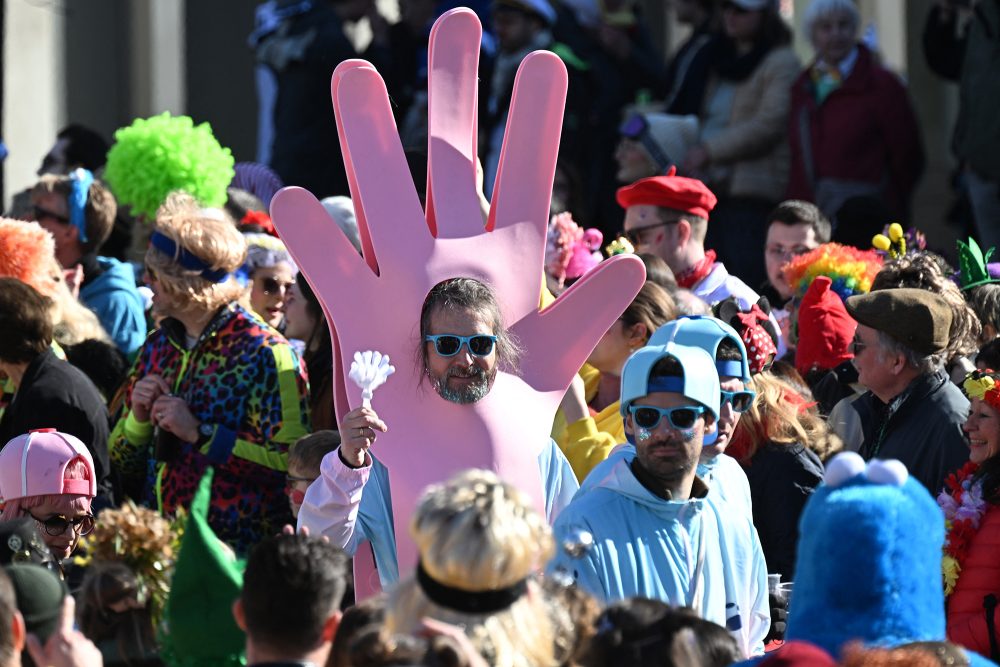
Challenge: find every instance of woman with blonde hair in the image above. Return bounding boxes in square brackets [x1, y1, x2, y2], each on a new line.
[727, 371, 840, 579]
[386, 469, 556, 667]
[109, 192, 310, 555]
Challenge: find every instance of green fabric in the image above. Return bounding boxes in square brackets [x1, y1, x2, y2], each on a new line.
[957, 237, 999, 290]
[550, 42, 589, 72]
[161, 468, 246, 667]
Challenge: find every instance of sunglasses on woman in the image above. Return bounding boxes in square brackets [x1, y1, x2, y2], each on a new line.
[629, 404, 706, 431]
[260, 276, 295, 296]
[424, 334, 497, 357]
[32, 205, 70, 225]
[721, 389, 756, 413]
[26, 512, 96, 537]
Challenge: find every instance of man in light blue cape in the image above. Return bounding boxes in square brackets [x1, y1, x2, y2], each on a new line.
[579, 316, 756, 518]
[549, 339, 769, 658]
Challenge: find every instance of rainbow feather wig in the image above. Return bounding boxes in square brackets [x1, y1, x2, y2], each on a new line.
[783, 242, 883, 303]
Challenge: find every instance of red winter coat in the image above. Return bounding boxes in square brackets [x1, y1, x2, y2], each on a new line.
[947, 502, 1000, 656]
[787, 45, 924, 222]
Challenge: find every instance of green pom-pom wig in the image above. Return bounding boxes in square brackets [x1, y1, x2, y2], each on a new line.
[104, 113, 235, 220]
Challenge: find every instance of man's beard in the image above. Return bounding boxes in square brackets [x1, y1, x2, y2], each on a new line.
[635, 434, 697, 485]
[430, 364, 495, 404]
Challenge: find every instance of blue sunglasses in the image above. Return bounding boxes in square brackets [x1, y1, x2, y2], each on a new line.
[424, 334, 497, 357]
[629, 404, 706, 430]
[721, 389, 756, 413]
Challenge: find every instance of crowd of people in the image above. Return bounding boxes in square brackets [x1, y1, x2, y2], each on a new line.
[1, 0, 999, 666]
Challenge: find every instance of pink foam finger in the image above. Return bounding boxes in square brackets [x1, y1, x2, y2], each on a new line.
[489, 51, 567, 236]
[426, 8, 484, 239]
[331, 60, 381, 268]
[270, 188, 371, 316]
[513, 254, 647, 390]
[334, 67, 430, 273]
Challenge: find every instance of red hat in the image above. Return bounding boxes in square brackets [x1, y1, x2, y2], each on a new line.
[795, 276, 857, 376]
[615, 167, 718, 219]
[758, 641, 836, 666]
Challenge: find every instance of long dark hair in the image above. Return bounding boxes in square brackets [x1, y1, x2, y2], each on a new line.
[979, 456, 1000, 505]
[296, 274, 332, 414]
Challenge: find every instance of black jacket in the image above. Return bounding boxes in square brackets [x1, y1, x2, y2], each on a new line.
[854, 369, 970, 493]
[745, 442, 823, 579]
[0, 349, 113, 505]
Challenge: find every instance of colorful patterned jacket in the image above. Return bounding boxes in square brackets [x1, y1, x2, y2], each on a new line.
[109, 303, 310, 555]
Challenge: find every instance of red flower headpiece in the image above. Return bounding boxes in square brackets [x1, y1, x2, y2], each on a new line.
[240, 210, 277, 237]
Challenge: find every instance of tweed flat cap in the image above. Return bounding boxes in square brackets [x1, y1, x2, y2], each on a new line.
[845, 288, 952, 355]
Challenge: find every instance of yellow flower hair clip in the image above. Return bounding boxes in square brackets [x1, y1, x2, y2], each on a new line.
[605, 237, 634, 256]
[964, 372, 999, 405]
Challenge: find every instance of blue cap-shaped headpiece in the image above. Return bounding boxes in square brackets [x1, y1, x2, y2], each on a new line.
[620, 342, 721, 421]
[649, 316, 751, 384]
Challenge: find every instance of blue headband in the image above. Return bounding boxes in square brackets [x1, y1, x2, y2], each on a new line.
[149, 231, 231, 283]
[716, 360, 745, 379]
[68, 168, 93, 243]
[645, 376, 686, 394]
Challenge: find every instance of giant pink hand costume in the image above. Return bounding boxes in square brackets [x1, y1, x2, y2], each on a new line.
[271, 9, 645, 597]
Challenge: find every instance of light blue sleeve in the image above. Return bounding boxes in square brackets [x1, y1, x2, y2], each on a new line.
[538, 439, 580, 523]
[548, 509, 609, 603]
[746, 525, 771, 656]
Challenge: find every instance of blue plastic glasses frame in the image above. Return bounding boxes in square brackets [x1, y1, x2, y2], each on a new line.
[424, 334, 497, 357]
[628, 404, 706, 430]
[721, 389, 756, 413]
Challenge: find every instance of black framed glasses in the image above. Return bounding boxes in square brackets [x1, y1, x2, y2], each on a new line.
[629, 404, 706, 431]
[721, 389, 756, 413]
[26, 512, 95, 536]
[424, 334, 497, 358]
[32, 205, 70, 225]
[851, 338, 867, 355]
[259, 276, 295, 296]
[623, 220, 681, 246]
[765, 244, 814, 262]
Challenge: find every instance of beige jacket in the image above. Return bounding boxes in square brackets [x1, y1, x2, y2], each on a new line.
[702, 46, 800, 202]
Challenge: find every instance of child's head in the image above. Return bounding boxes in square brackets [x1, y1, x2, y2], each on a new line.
[286, 431, 340, 517]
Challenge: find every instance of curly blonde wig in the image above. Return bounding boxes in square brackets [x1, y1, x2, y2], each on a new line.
[734, 372, 842, 462]
[386, 469, 557, 667]
[144, 192, 247, 313]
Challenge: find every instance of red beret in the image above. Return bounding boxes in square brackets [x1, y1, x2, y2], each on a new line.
[616, 168, 718, 219]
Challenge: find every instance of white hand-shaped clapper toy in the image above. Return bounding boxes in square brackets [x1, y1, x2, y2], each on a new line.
[349, 350, 395, 408]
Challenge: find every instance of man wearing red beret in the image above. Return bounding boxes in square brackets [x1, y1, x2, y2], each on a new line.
[618, 170, 776, 338]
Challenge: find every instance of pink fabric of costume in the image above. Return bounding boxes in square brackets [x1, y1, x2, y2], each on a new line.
[272, 10, 645, 598]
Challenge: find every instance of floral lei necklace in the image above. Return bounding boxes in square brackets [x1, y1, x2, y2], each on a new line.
[938, 461, 985, 596]
[939, 371, 999, 596]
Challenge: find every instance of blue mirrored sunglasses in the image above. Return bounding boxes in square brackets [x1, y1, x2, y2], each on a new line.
[629, 404, 706, 430]
[721, 389, 756, 413]
[424, 334, 497, 358]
